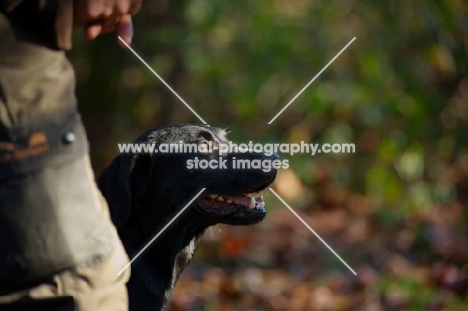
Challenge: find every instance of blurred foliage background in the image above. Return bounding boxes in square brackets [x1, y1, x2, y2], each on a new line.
[69, 0, 468, 310]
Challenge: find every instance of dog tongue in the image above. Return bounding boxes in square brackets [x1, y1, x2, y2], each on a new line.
[223, 195, 264, 207]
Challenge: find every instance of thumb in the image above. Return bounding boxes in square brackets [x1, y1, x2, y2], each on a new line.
[117, 14, 133, 48]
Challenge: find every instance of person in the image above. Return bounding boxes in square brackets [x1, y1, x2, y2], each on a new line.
[0, 0, 141, 309]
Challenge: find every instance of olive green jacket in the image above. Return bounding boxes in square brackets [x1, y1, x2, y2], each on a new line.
[0, 1, 115, 289]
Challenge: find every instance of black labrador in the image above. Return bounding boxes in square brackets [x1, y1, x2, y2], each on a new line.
[98, 124, 277, 311]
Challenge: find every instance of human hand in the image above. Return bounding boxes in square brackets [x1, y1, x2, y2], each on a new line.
[73, 0, 142, 47]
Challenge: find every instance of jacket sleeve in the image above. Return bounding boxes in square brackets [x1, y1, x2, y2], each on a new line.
[0, 0, 73, 50]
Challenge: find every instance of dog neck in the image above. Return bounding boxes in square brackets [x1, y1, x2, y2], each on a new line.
[119, 204, 207, 311]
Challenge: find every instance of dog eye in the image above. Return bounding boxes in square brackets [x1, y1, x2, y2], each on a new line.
[199, 145, 207, 151]
[199, 131, 213, 141]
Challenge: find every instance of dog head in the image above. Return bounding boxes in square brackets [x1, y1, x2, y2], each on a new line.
[98, 124, 278, 229]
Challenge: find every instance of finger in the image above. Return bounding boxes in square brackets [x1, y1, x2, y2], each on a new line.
[87, 0, 116, 19]
[84, 23, 103, 40]
[116, 0, 131, 15]
[129, 0, 143, 15]
[100, 15, 119, 34]
[117, 14, 133, 48]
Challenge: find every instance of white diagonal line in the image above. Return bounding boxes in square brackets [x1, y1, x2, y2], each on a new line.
[268, 37, 356, 124]
[118, 36, 208, 125]
[268, 188, 357, 275]
[117, 188, 206, 276]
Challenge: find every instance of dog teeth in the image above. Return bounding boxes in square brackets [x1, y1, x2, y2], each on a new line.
[209, 194, 218, 199]
[226, 199, 233, 203]
[249, 197, 256, 209]
[216, 196, 224, 202]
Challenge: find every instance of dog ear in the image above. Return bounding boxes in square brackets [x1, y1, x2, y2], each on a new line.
[98, 154, 154, 227]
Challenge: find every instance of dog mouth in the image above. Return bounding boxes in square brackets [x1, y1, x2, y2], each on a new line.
[195, 191, 267, 223]
[201, 192, 265, 210]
